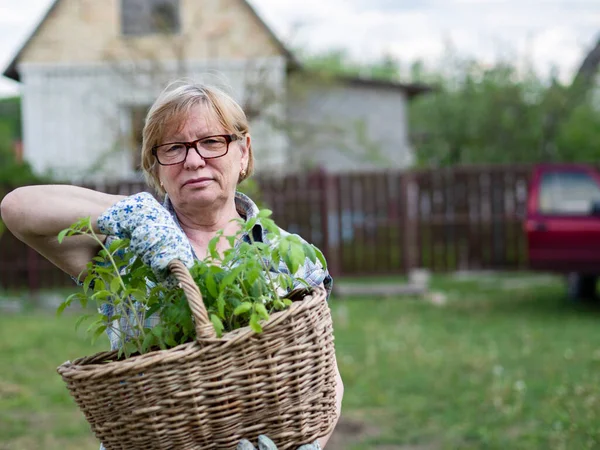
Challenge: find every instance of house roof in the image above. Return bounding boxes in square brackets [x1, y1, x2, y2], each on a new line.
[3, 0, 431, 99]
[3, 0, 58, 82]
[334, 74, 433, 99]
[2, 0, 301, 81]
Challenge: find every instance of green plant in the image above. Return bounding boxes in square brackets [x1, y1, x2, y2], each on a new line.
[57, 209, 326, 358]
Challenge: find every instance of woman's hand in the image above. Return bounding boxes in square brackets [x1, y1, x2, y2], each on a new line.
[97, 192, 194, 285]
[237, 435, 321, 450]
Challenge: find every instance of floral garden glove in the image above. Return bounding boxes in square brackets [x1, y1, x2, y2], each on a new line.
[97, 192, 194, 286]
[237, 435, 321, 450]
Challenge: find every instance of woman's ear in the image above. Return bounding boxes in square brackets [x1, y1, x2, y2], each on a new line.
[240, 134, 251, 170]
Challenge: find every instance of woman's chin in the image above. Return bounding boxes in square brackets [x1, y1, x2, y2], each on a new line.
[180, 185, 221, 205]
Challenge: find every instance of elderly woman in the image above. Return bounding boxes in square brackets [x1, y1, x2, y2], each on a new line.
[0, 82, 343, 450]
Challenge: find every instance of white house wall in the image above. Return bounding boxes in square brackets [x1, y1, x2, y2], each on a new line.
[19, 57, 288, 182]
[287, 82, 415, 173]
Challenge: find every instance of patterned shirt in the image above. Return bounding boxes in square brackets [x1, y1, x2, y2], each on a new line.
[96, 191, 333, 351]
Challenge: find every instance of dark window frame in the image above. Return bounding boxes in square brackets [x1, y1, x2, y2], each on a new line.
[120, 0, 181, 37]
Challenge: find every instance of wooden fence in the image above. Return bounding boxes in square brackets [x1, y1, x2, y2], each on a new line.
[0, 165, 533, 291]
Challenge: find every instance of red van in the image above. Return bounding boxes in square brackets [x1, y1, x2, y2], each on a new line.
[525, 163, 600, 300]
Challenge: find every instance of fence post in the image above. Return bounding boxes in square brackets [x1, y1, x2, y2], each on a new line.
[401, 170, 418, 273]
[318, 168, 341, 278]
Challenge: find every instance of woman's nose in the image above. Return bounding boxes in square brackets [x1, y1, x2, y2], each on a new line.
[183, 146, 206, 170]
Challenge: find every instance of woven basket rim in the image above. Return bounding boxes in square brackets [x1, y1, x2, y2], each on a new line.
[57, 287, 327, 376]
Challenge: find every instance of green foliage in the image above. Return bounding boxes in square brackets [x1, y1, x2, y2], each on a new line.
[0, 135, 38, 185]
[57, 210, 326, 358]
[0, 96, 21, 141]
[0, 102, 41, 236]
[409, 54, 600, 166]
[556, 102, 600, 162]
[0, 97, 30, 183]
[302, 48, 401, 81]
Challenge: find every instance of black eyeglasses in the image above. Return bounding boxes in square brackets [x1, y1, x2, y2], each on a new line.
[152, 134, 239, 166]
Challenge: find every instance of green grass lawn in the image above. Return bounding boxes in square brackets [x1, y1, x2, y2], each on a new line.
[2, 273, 600, 449]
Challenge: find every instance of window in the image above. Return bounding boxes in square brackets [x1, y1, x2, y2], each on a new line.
[121, 0, 180, 36]
[539, 171, 600, 215]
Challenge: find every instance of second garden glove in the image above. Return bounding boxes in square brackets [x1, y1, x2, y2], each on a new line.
[237, 435, 321, 450]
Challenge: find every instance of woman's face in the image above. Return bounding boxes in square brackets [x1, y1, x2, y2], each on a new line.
[157, 103, 249, 210]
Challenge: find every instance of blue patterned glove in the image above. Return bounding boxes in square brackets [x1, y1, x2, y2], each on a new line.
[237, 435, 321, 450]
[97, 192, 194, 286]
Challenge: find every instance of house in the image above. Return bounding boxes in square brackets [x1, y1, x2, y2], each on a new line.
[3, 0, 431, 182]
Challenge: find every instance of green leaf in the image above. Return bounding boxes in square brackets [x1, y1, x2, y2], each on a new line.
[302, 243, 317, 264]
[83, 274, 94, 294]
[245, 217, 258, 236]
[151, 326, 164, 338]
[249, 313, 262, 334]
[123, 341, 139, 359]
[108, 238, 126, 254]
[91, 290, 112, 301]
[165, 334, 178, 347]
[56, 293, 80, 317]
[220, 267, 242, 290]
[289, 242, 305, 274]
[257, 209, 273, 218]
[261, 217, 278, 233]
[91, 325, 107, 345]
[110, 277, 121, 294]
[233, 302, 252, 316]
[74, 314, 92, 331]
[57, 228, 69, 244]
[208, 236, 219, 260]
[315, 247, 327, 269]
[278, 240, 289, 260]
[142, 332, 155, 352]
[271, 248, 281, 267]
[92, 279, 106, 292]
[205, 273, 218, 298]
[217, 294, 225, 318]
[56, 301, 69, 317]
[127, 289, 148, 303]
[210, 314, 224, 337]
[255, 303, 269, 320]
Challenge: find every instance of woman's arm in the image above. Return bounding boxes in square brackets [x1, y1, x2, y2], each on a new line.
[0, 184, 125, 279]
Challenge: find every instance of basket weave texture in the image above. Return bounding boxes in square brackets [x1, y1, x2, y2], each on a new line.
[57, 260, 337, 450]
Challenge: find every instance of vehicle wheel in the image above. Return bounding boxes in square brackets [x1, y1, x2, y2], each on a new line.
[567, 273, 597, 301]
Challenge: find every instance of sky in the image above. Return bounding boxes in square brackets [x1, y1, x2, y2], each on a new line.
[0, 0, 598, 96]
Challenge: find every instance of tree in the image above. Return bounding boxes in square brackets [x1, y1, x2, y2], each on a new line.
[0, 124, 42, 237]
[302, 48, 401, 81]
[408, 35, 600, 166]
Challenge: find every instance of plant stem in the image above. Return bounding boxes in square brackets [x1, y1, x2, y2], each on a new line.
[83, 225, 145, 354]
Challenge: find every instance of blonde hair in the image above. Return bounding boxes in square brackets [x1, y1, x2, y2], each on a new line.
[141, 81, 254, 195]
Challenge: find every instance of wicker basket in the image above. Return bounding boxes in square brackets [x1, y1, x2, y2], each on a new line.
[57, 260, 337, 450]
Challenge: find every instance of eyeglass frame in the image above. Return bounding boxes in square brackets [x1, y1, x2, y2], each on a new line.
[151, 134, 240, 166]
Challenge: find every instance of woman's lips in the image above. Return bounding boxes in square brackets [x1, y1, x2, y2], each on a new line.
[183, 178, 213, 187]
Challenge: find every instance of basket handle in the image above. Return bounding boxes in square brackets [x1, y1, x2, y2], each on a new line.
[168, 260, 217, 339]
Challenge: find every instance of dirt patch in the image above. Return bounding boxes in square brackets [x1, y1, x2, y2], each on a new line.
[326, 415, 440, 450]
[326, 416, 380, 450]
